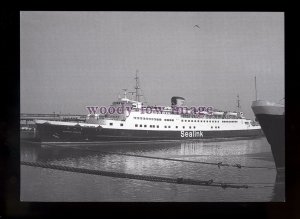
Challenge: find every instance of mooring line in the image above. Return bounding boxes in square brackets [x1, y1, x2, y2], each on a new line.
[74, 148, 275, 170]
[21, 140, 276, 170]
[21, 160, 252, 189]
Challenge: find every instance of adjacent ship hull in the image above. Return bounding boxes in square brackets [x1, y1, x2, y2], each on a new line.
[251, 100, 285, 170]
[35, 122, 262, 143]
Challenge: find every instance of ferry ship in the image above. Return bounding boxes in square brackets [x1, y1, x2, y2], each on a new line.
[35, 75, 262, 143]
[251, 100, 285, 171]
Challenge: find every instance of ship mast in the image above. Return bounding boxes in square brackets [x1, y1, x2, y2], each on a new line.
[255, 76, 257, 101]
[237, 94, 241, 111]
[122, 89, 127, 99]
[134, 70, 143, 102]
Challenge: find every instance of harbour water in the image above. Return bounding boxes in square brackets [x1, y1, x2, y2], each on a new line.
[20, 137, 284, 202]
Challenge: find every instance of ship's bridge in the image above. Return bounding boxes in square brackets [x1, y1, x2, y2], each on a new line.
[112, 98, 142, 109]
[112, 88, 144, 110]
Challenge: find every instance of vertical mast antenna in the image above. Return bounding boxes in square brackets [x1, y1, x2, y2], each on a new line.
[133, 70, 144, 103]
[237, 94, 240, 111]
[122, 89, 127, 99]
[134, 70, 140, 102]
[255, 76, 257, 101]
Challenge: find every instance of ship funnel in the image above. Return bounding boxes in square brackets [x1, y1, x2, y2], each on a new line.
[171, 96, 185, 107]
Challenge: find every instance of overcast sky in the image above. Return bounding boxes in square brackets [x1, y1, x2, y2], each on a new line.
[20, 12, 284, 119]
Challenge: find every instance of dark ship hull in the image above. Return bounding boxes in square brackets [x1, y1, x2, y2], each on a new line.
[35, 122, 263, 143]
[251, 100, 285, 171]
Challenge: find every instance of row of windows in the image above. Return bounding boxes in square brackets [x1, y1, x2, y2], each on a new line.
[133, 117, 238, 124]
[134, 117, 175, 122]
[181, 119, 237, 123]
[181, 119, 221, 123]
[222, 120, 238, 123]
[134, 125, 220, 129]
[109, 121, 235, 127]
[135, 124, 160, 128]
[110, 123, 123, 126]
[133, 117, 176, 122]
[133, 117, 162, 121]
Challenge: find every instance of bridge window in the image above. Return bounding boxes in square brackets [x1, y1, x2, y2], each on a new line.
[140, 124, 142, 127]
[144, 125, 147, 127]
[176, 126, 178, 128]
[120, 123, 123, 126]
[110, 123, 113, 126]
[157, 125, 159, 128]
[135, 124, 138, 127]
[183, 126, 185, 129]
[168, 126, 171, 128]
